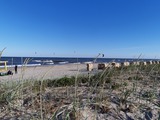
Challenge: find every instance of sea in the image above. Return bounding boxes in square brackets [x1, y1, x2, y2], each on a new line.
[0, 56, 158, 67]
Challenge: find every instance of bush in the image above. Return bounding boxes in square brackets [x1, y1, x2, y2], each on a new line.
[55, 77, 75, 87]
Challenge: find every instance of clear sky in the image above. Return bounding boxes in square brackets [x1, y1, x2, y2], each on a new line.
[0, 0, 160, 58]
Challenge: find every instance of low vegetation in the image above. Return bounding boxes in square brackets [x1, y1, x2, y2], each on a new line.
[1, 64, 160, 119]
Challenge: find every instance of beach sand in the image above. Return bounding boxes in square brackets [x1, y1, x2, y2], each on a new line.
[0, 63, 99, 81]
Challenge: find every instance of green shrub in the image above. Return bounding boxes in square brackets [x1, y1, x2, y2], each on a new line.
[54, 77, 75, 87]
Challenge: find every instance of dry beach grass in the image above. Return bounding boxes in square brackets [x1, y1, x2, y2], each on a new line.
[1, 61, 160, 119]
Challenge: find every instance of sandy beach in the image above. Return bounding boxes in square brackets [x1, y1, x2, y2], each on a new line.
[0, 63, 99, 81]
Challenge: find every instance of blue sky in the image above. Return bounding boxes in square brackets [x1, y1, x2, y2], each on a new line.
[0, 0, 160, 58]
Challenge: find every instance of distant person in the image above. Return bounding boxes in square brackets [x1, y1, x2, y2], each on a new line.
[15, 65, 18, 74]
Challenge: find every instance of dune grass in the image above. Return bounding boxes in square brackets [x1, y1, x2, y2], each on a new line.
[0, 63, 160, 119]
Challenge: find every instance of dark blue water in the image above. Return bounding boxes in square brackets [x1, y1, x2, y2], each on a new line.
[0, 56, 157, 66]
